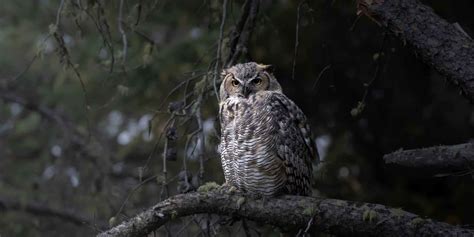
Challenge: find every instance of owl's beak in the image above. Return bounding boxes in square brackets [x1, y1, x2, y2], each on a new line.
[242, 84, 251, 98]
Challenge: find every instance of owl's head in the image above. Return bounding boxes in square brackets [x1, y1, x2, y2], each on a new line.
[219, 62, 282, 100]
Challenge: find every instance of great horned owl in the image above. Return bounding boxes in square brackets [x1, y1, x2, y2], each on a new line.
[218, 62, 318, 196]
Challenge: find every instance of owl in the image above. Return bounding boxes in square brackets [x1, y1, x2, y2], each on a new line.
[218, 62, 318, 197]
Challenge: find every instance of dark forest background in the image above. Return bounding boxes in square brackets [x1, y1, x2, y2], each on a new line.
[0, 0, 473, 236]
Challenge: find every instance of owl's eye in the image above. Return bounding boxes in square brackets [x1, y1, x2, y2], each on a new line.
[252, 78, 262, 85]
[231, 80, 240, 87]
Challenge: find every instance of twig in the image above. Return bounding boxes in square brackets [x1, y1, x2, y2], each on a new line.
[160, 119, 175, 200]
[73, 1, 115, 73]
[351, 33, 387, 116]
[195, 106, 205, 185]
[292, 0, 306, 80]
[349, 14, 362, 31]
[152, 72, 205, 118]
[213, 0, 229, 102]
[113, 175, 158, 220]
[55, 0, 66, 26]
[114, 174, 180, 222]
[118, 0, 128, 65]
[311, 64, 331, 92]
[182, 129, 200, 192]
[142, 115, 176, 173]
[53, 0, 92, 140]
[362, 33, 387, 103]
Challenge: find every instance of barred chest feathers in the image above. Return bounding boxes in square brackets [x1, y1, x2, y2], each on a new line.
[219, 93, 286, 196]
[218, 62, 317, 197]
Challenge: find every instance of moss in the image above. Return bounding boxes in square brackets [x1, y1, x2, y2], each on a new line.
[303, 206, 316, 216]
[197, 182, 220, 192]
[389, 208, 405, 221]
[369, 210, 377, 222]
[108, 216, 117, 227]
[171, 210, 178, 219]
[409, 217, 424, 227]
[362, 210, 370, 221]
[362, 209, 377, 222]
[236, 197, 246, 209]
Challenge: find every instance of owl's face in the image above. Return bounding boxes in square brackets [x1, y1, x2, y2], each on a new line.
[220, 62, 282, 100]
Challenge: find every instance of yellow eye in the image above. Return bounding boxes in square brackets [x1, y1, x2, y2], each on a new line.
[252, 78, 262, 85]
[231, 80, 240, 87]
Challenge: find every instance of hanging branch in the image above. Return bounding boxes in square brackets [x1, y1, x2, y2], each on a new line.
[357, 0, 474, 102]
[384, 142, 474, 169]
[97, 188, 474, 237]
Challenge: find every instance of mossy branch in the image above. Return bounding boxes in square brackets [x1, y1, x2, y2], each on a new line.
[98, 188, 473, 237]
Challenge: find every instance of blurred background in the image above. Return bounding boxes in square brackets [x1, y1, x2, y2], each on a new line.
[0, 0, 473, 236]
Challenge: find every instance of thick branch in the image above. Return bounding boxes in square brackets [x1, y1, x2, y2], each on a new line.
[357, 0, 474, 102]
[98, 189, 473, 237]
[384, 142, 474, 169]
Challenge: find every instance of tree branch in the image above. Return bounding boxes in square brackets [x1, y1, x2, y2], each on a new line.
[357, 0, 474, 102]
[384, 142, 474, 169]
[225, 0, 260, 67]
[98, 189, 474, 237]
[0, 89, 132, 181]
[0, 90, 104, 159]
[0, 197, 104, 227]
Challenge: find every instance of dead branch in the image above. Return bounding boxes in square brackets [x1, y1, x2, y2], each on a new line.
[357, 0, 474, 102]
[0, 197, 103, 227]
[384, 142, 474, 169]
[98, 189, 474, 237]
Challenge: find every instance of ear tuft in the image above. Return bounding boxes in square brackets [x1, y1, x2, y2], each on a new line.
[221, 68, 229, 77]
[257, 64, 274, 73]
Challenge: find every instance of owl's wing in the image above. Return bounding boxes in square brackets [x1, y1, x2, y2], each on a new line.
[268, 93, 319, 195]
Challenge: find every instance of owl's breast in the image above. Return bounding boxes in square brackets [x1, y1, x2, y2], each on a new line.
[219, 96, 285, 195]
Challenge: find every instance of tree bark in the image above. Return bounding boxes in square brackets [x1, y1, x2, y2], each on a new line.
[384, 142, 474, 169]
[98, 189, 474, 237]
[357, 0, 474, 102]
